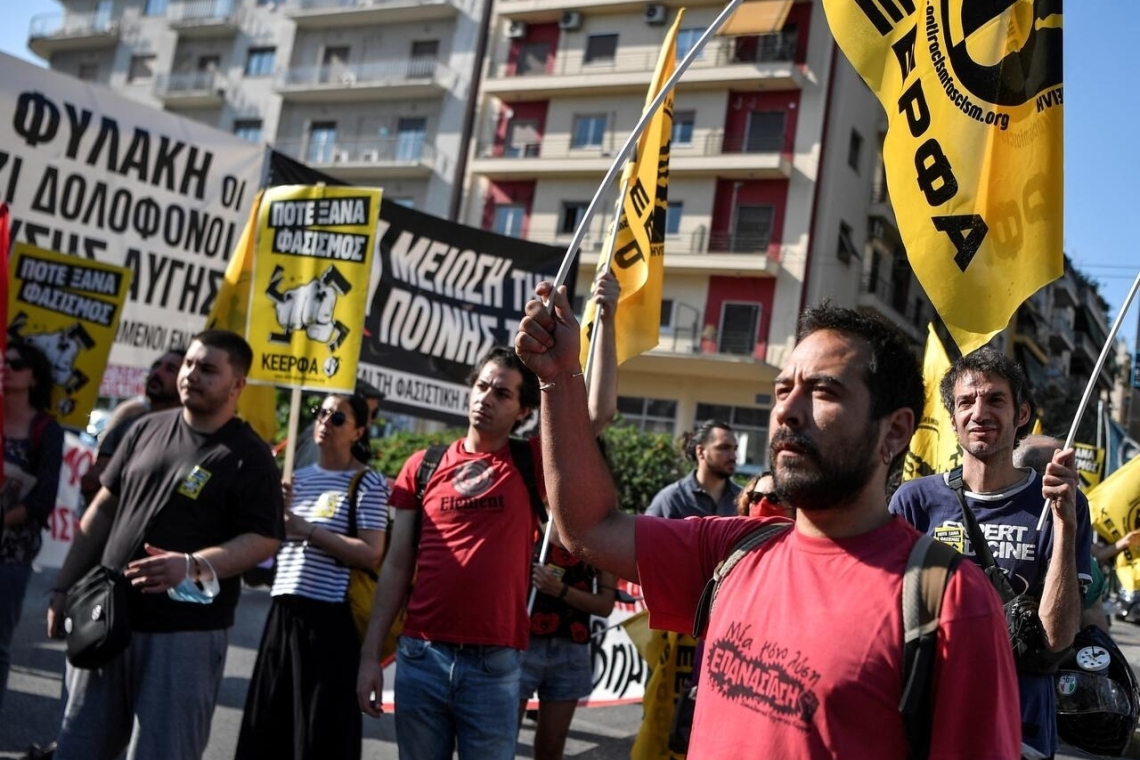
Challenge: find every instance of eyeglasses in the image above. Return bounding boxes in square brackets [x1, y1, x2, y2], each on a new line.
[747, 491, 779, 505]
[5, 357, 29, 371]
[312, 407, 348, 427]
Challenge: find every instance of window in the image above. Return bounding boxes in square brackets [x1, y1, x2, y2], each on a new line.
[409, 41, 438, 78]
[660, 299, 674, 332]
[245, 47, 276, 77]
[837, 221, 859, 264]
[93, 0, 113, 31]
[128, 55, 157, 83]
[505, 119, 540, 158]
[617, 396, 677, 434]
[729, 204, 774, 252]
[571, 115, 606, 148]
[77, 63, 100, 81]
[198, 55, 221, 72]
[492, 204, 526, 238]
[584, 34, 619, 63]
[144, 0, 169, 16]
[396, 118, 427, 161]
[672, 110, 694, 146]
[308, 121, 337, 163]
[665, 202, 682, 236]
[560, 202, 589, 234]
[675, 28, 705, 61]
[233, 119, 263, 143]
[718, 302, 760, 356]
[743, 111, 785, 152]
[848, 129, 863, 173]
[695, 402, 770, 471]
[517, 42, 550, 75]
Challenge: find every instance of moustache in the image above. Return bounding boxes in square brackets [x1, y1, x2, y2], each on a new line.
[769, 429, 822, 463]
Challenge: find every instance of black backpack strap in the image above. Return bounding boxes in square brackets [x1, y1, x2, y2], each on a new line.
[899, 533, 959, 760]
[344, 468, 369, 539]
[947, 467, 1017, 602]
[411, 445, 448, 552]
[691, 522, 792, 638]
[507, 437, 546, 523]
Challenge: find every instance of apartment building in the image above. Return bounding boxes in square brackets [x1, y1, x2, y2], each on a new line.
[30, 0, 487, 214]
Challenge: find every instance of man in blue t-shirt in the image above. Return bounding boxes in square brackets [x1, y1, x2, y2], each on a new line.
[891, 347, 1089, 760]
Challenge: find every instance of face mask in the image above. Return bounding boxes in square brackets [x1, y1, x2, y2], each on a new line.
[168, 553, 220, 605]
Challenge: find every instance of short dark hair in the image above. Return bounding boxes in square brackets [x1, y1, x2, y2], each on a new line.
[466, 346, 540, 412]
[157, 348, 187, 364]
[681, 419, 733, 462]
[939, 347, 1035, 443]
[190, 330, 253, 377]
[797, 303, 925, 425]
[8, 338, 54, 412]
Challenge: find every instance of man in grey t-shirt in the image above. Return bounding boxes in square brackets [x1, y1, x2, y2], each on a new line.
[647, 420, 740, 518]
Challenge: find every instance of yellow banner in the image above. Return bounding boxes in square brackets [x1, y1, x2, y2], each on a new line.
[1073, 442, 1105, 492]
[581, 12, 682, 368]
[207, 189, 278, 442]
[820, 0, 1063, 354]
[903, 324, 960, 480]
[8, 244, 131, 428]
[631, 628, 697, 760]
[1089, 454, 1140, 592]
[247, 185, 381, 391]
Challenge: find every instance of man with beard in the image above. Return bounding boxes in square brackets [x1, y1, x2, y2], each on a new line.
[515, 292, 1020, 758]
[647, 420, 741, 518]
[80, 350, 185, 507]
[46, 330, 284, 760]
[890, 349, 1090, 760]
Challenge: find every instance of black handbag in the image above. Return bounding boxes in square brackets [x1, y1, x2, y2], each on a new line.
[64, 565, 131, 669]
[948, 468, 1070, 675]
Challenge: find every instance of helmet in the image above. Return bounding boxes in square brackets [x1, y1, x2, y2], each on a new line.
[1055, 625, 1140, 756]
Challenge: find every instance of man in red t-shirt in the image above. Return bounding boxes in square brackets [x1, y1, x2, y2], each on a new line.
[357, 276, 619, 760]
[516, 290, 1022, 759]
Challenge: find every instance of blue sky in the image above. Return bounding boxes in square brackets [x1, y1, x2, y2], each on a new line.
[2, 1, 1137, 350]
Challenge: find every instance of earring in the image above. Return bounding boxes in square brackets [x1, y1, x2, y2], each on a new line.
[882, 449, 892, 466]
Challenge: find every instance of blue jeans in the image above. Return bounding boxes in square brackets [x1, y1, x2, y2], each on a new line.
[0, 563, 33, 714]
[394, 636, 522, 760]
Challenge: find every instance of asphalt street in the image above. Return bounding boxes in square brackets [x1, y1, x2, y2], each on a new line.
[5, 566, 1140, 759]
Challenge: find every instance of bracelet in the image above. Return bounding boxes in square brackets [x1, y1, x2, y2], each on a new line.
[539, 372, 584, 392]
[558, 583, 570, 600]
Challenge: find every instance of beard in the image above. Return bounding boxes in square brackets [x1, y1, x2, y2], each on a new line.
[147, 378, 179, 406]
[768, 425, 879, 512]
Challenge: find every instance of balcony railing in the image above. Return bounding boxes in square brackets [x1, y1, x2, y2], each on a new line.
[522, 226, 778, 260]
[489, 32, 795, 79]
[280, 58, 452, 87]
[274, 137, 436, 166]
[169, 0, 237, 22]
[29, 12, 118, 40]
[479, 130, 787, 161]
[155, 70, 225, 96]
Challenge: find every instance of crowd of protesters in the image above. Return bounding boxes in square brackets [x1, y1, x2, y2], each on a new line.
[1, 276, 1131, 760]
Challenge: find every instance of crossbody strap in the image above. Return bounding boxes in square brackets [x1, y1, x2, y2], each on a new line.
[946, 467, 1018, 602]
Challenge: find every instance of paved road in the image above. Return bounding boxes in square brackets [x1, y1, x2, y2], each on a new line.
[5, 566, 1140, 759]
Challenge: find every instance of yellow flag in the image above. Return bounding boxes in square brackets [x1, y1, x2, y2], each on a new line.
[207, 189, 278, 443]
[580, 12, 683, 368]
[820, 1, 1063, 354]
[1030, 417, 1044, 436]
[903, 325, 960, 481]
[1088, 454, 1140, 592]
[631, 629, 697, 760]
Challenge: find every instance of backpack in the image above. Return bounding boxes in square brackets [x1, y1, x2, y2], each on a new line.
[343, 468, 374, 642]
[691, 523, 959, 760]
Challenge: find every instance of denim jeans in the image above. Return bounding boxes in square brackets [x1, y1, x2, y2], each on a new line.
[0, 563, 33, 714]
[393, 636, 522, 760]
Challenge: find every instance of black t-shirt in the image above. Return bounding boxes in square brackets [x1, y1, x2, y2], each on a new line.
[101, 409, 284, 632]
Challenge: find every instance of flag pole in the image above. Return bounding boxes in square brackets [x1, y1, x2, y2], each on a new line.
[1038, 269, 1140, 530]
[550, 0, 744, 291]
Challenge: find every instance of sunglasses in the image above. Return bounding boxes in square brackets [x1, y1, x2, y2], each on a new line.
[747, 490, 779, 505]
[312, 407, 349, 427]
[5, 357, 29, 371]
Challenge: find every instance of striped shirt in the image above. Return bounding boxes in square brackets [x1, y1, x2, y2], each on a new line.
[272, 465, 390, 603]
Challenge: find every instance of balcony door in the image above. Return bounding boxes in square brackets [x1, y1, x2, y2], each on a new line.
[744, 111, 784, 153]
[730, 204, 773, 253]
[505, 119, 540, 158]
[395, 118, 427, 161]
[718, 303, 761, 356]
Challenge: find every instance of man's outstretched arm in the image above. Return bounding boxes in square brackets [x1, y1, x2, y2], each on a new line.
[516, 281, 637, 582]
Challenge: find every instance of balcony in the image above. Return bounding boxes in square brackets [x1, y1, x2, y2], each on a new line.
[1051, 272, 1079, 308]
[168, 0, 242, 37]
[1048, 315, 1075, 353]
[287, 0, 462, 27]
[28, 12, 119, 57]
[470, 131, 791, 180]
[274, 137, 436, 180]
[276, 59, 456, 103]
[484, 33, 801, 100]
[856, 271, 925, 343]
[154, 70, 227, 107]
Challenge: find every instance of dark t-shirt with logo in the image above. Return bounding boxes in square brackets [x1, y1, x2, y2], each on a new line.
[101, 408, 284, 632]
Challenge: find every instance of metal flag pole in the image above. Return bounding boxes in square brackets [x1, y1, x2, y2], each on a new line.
[549, 0, 744, 291]
[1038, 269, 1140, 530]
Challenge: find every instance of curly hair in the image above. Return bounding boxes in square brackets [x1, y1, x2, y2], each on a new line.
[939, 347, 1035, 443]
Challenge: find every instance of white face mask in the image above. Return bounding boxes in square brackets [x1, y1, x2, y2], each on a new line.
[167, 554, 220, 605]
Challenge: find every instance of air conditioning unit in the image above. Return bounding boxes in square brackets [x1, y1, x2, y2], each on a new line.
[333, 150, 350, 163]
[361, 149, 381, 162]
[644, 3, 666, 24]
[506, 20, 528, 39]
[559, 11, 582, 31]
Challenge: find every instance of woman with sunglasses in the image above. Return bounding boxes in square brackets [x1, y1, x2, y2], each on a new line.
[236, 393, 389, 760]
[0, 340, 63, 712]
[735, 471, 795, 519]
